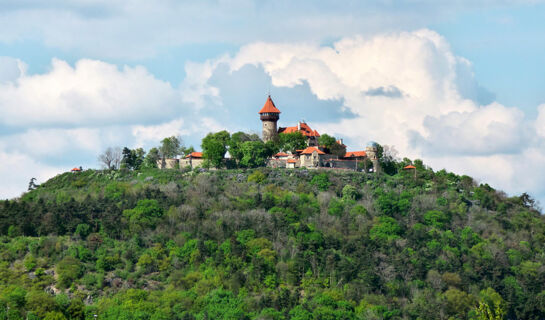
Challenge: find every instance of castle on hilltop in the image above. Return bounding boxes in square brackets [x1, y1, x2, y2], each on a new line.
[159, 95, 379, 171]
[259, 95, 378, 170]
[259, 95, 319, 146]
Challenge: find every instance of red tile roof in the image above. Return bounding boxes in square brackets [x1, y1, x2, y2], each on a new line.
[278, 122, 320, 137]
[185, 152, 203, 158]
[287, 159, 297, 163]
[258, 95, 281, 114]
[71, 167, 81, 172]
[344, 151, 367, 158]
[301, 147, 326, 155]
[404, 165, 416, 169]
[274, 152, 289, 157]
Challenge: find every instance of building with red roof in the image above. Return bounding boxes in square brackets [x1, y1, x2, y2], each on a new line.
[300, 146, 326, 155]
[178, 151, 205, 169]
[344, 151, 367, 159]
[259, 95, 281, 143]
[258, 95, 321, 146]
[278, 121, 320, 146]
[274, 152, 289, 158]
[185, 152, 203, 159]
[299, 146, 329, 167]
[286, 158, 298, 169]
[258, 95, 281, 114]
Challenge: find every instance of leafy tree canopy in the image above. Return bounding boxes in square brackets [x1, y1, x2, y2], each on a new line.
[202, 130, 230, 168]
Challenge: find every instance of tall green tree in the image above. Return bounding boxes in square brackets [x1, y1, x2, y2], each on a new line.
[240, 140, 268, 168]
[318, 134, 336, 148]
[159, 136, 183, 159]
[279, 132, 307, 153]
[229, 132, 260, 165]
[202, 131, 231, 168]
[121, 147, 145, 170]
[319, 134, 346, 157]
[376, 144, 398, 175]
[143, 147, 160, 168]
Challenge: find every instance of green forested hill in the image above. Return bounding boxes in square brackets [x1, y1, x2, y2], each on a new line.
[0, 166, 543, 319]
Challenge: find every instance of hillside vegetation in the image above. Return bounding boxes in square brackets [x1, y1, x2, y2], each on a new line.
[0, 165, 543, 319]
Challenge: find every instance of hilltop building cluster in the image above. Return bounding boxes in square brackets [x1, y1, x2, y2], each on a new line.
[159, 95, 379, 171]
[259, 95, 378, 170]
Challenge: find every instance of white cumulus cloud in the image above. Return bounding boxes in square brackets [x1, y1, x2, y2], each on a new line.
[0, 59, 181, 128]
[183, 29, 545, 202]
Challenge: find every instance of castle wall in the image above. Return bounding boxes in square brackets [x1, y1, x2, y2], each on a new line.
[267, 159, 287, 168]
[157, 158, 179, 169]
[328, 159, 359, 170]
[180, 158, 204, 169]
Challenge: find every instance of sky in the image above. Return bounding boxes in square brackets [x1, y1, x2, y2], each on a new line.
[1, 0, 545, 205]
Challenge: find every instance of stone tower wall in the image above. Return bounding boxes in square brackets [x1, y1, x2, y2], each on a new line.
[365, 146, 380, 173]
[262, 120, 278, 142]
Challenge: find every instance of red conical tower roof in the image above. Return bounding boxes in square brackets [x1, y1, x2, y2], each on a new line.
[258, 95, 281, 114]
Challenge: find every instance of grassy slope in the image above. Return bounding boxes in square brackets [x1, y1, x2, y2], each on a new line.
[0, 167, 543, 319]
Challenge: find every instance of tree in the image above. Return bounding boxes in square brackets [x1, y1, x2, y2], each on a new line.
[121, 147, 146, 170]
[121, 147, 134, 169]
[240, 140, 268, 168]
[358, 158, 373, 173]
[279, 132, 307, 153]
[264, 140, 279, 157]
[98, 147, 122, 170]
[28, 177, 39, 191]
[160, 136, 183, 159]
[311, 173, 330, 191]
[318, 134, 336, 148]
[133, 148, 145, 169]
[202, 131, 230, 168]
[56, 256, 83, 289]
[182, 145, 195, 157]
[342, 185, 360, 201]
[329, 142, 347, 158]
[123, 199, 164, 233]
[319, 134, 346, 157]
[144, 147, 160, 168]
[443, 288, 475, 318]
[197, 289, 245, 319]
[229, 131, 260, 165]
[369, 216, 402, 242]
[475, 288, 506, 320]
[376, 144, 398, 175]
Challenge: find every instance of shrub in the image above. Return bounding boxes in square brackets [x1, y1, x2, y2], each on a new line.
[423, 210, 451, 229]
[342, 185, 360, 201]
[327, 198, 344, 216]
[56, 256, 83, 289]
[370, 217, 402, 242]
[311, 173, 330, 191]
[248, 170, 266, 183]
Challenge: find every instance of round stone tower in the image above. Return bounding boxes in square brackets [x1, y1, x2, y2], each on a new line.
[258, 95, 281, 142]
[365, 141, 380, 173]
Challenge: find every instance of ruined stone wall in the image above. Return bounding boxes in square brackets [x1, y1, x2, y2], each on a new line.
[179, 158, 204, 169]
[267, 159, 287, 168]
[156, 158, 179, 169]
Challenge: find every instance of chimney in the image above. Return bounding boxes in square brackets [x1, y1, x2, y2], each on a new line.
[298, 122, 301, 131]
